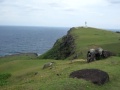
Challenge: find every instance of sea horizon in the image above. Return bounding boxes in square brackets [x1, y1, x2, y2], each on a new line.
[0, 25, 119, 31]
[0, 26, 69, 57]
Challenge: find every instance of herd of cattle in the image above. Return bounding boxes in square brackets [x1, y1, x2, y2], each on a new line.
[87, 47, 115, 63]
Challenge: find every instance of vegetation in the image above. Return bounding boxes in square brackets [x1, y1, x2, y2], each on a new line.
[0, 27, 120, 90]
[39, 33, 75, 60]
[0, 73, 11, 86]
[0, 56, 120, 90]
[39, 27, 120, 59]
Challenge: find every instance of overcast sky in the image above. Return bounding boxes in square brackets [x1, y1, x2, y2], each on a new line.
[0, 0, 120, 29]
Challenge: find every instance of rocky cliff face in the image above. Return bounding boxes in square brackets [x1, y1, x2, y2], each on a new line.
[39, 28, 76, 60]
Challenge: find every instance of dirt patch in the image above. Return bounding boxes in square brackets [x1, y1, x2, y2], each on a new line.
[69, 69, 109, 85]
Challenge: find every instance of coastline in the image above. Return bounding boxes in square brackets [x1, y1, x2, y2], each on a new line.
[0, 53, 38, 58]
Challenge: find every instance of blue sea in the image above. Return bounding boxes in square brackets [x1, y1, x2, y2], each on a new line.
[0, 26, 69, 56]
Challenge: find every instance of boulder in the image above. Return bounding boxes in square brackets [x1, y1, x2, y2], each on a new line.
[69, 69, 109, 85]
[42, 62, 55, 69]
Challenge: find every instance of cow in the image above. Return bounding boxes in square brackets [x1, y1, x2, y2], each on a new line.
[87, 48, 104, 63]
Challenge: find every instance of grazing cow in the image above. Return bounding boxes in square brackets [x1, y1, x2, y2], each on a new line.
[87, 47, 115, 63]
[87, 49, 96, 63]
[87, 48, 104, 63]
[102, 50, 116, 58]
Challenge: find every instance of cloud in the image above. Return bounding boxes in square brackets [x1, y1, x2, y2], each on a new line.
[0, 0, 120, 28]
[64, 8, 76, 12]
[0, 0, 44, 14]
[0, 0, 109, 13]
[108, 0, 120, 4]
[48, 2, 61, 8]
[62, 0, 108, 8]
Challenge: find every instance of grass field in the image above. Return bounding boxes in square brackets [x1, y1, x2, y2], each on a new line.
[0, 56, 120, 90]
[0, 27, 120, 90]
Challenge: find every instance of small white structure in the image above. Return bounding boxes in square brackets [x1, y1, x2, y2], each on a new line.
[85, 21, 87, 28]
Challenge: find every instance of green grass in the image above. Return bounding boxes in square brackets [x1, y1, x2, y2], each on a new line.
[69, 27, 120, 59]
[0, 53, 37, 65]
[0, 27, 120, 90]
[0, 73, 11, 86]
[0, 56, 120, 90]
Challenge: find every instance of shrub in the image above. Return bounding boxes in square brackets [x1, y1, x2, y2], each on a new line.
[0, 73, 11, 86]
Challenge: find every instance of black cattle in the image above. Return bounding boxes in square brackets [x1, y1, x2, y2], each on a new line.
[87, 48, 115, 63]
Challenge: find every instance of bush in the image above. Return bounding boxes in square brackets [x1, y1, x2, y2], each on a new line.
[0, 73, 11, 86]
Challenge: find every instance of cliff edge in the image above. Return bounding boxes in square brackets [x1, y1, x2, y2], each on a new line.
[39, 27, 76, 60]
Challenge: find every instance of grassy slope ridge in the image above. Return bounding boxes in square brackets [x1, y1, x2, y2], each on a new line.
[0, 27, 120, 90]
[39, 27, 120, 59]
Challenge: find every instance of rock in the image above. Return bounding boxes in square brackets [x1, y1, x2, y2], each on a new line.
[69, 69, 109, 85]
[56, 74, 61, 76]
[42, 62, 55, 69]
[34, 72, 38, 75]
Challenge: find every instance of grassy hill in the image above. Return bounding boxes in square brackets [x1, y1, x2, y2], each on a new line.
[39, 27, 120, 59]
[0, 27, 120, 90]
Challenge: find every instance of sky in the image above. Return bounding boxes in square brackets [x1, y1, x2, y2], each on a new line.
[0, 0, 120, 29]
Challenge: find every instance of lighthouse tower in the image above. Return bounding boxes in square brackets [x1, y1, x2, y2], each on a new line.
[85, 21, 87, 28]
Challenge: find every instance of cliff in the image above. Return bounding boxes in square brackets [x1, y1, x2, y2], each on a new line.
[39, 28, 76, 60]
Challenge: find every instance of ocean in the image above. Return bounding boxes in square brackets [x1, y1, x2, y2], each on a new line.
[0, 26, 69, 57]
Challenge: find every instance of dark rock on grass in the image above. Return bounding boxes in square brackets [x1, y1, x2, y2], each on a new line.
[56, 73, 61, 76]
[34, 72, 38, 75]
[69, 69, 109, 85]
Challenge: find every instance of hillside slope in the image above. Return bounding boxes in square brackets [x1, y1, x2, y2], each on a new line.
[0, 56, 120, 90]
[39, 27, 120, 60]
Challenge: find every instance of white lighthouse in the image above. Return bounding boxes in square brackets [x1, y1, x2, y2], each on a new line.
[85, 21, 87, 28]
